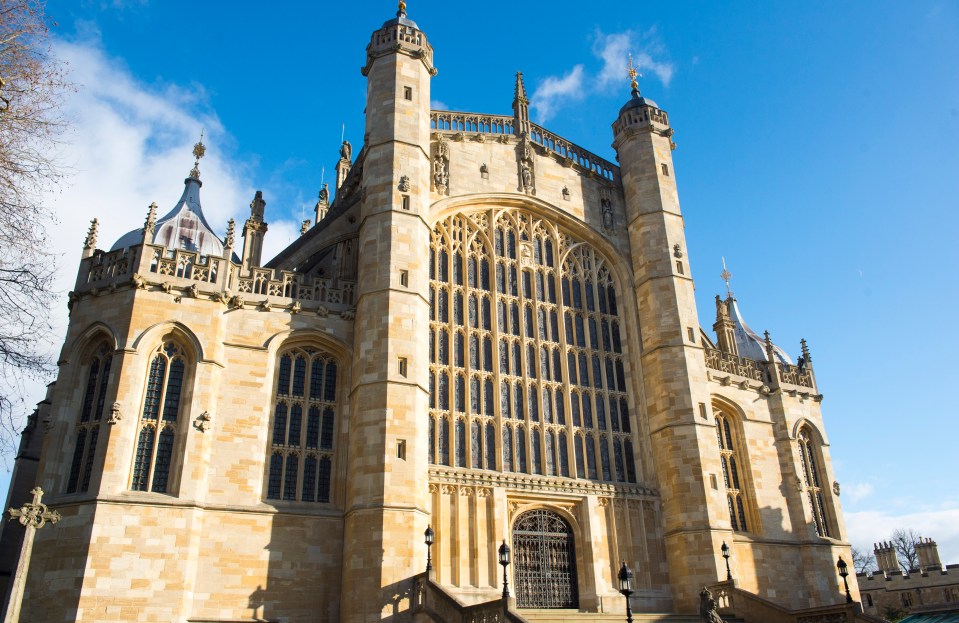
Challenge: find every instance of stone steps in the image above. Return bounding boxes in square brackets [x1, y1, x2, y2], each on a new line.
[516, 609, 714, 623]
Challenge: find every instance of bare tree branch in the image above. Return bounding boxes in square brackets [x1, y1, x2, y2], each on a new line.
[0, 0, 71, 456]
[852, 547, 876, 575]
[890, 528, 921, 573]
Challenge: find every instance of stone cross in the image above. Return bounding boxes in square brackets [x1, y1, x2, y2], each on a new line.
[3, 487, 60, 623]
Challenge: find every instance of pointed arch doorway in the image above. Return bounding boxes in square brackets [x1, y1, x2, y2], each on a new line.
[512, 509, 579, 609]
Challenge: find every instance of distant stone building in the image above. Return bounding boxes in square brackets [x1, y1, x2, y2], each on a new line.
[0, 4, 863, 622]
[859, 538, 959, 618]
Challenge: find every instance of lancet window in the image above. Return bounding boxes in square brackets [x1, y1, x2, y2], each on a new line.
[66, 342, 113, 493]
[714, 409, 751, 532]
[131, 340, 189, 493]
[428, 208, 636, 483]
[798, 426, 831, 537]
[266, 347, 338, 504]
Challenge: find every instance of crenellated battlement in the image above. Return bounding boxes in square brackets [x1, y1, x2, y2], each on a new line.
[857, 563, 958, 581]
[363, 14, 435, 76]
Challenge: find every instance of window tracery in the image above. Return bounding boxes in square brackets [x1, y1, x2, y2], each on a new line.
[428, 208, 636, 483]
[67, 341, 113, 493]
[714, 408, 752, 532]
[131, 340, 189, 493]
[266, 347, 339, 503]
[798, 426, 831, 537]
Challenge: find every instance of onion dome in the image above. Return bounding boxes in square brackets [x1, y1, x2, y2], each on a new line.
[728, 298, 794, 365]
[111, 135, 224, 257]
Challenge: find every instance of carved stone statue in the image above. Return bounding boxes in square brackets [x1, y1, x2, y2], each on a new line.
[715, 295, 729, 320]
[521, 161, 533, 191]
[340, 140, 352, 162]
[601, 198, 614, 230]
[318, 184, 329, 204]
[699, 588, 725, 623]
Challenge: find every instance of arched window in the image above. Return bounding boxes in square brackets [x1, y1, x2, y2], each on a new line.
[798, 426, 832, 537]
[428, 208, 637, 483]
[66, 341, 113, 493]
[131, 340, 189, 493]
[266, 347, 339, 504]
[714, 407, 753, 532]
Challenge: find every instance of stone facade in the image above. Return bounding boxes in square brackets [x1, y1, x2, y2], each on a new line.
[0, 5, 857, 623]
[858, 538, 959, 618]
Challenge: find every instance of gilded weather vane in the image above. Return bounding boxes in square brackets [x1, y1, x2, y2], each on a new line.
[626, 54, 641, 94]
[190, 129, 206, 179]
[721, 257, 733, 299]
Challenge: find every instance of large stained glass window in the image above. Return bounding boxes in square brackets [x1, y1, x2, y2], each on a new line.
[66, 341, 113, 493]
[266, 347, 338, 504]
[714, 408, 753, 532]
[798, 426, 831, 537]
[428, 208, 636, 483]
[131, 340, 188, 493]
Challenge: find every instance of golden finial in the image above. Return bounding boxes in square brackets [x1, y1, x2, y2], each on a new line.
[398, 0, 407, 17]
[720, 257, 733, 299]
[626, 54, 640, 94]
[190, 129, 206, 178]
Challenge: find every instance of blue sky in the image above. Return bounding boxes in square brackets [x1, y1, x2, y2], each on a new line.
[2, 1, 957, 565]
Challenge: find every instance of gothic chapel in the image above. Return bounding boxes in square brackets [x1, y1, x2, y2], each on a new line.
[0, 4, 860, 622]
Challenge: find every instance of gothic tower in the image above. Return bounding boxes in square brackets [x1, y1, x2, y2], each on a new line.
[612, 74, 729, 609]
[342, 3, 436, 621]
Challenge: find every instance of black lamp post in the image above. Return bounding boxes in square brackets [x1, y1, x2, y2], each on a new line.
[498, 540, 511, 598]
[424, 526, 434, 574]
[617, 561, 634, 623]
[721, 541, 732, 581]
[837, 556, 852, 603]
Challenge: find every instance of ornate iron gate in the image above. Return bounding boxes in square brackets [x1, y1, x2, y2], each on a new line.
[513, 509, 578, 609]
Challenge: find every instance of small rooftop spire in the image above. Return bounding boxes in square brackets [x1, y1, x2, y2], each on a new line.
[397, 0, 407, 17]
[514, 71, 528, 103]
[627, 54, 641, 96]
[720, 257, 733, 299]
[189, 129, 206, 179]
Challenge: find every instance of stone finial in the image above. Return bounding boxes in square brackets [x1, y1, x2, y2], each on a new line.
[83, 218, 99, 256]
[224, 218, 235, 248]
[800, 338, 811, 364]
[142, 202, 158, 243]
[763, 330, 776, 362]
[300, 219, 312, 235]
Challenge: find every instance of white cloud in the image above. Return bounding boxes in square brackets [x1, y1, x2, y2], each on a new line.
[0, 36, 303, 449]
[845, 507, 959, 566]
[845, 482, 875, 502]
[529, 65, 585, 123]
[530, 28, 674, 123]
[430, 99, 449, 110]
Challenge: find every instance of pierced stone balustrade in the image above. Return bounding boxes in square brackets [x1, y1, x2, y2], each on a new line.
[148, 247, 220, 284]
[83, 247, 139, 286]
[75, 242, 355, 312]
[777, 362, 814, 388]
[704, 347, 768, 382]
[429, 111, 618, 181]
